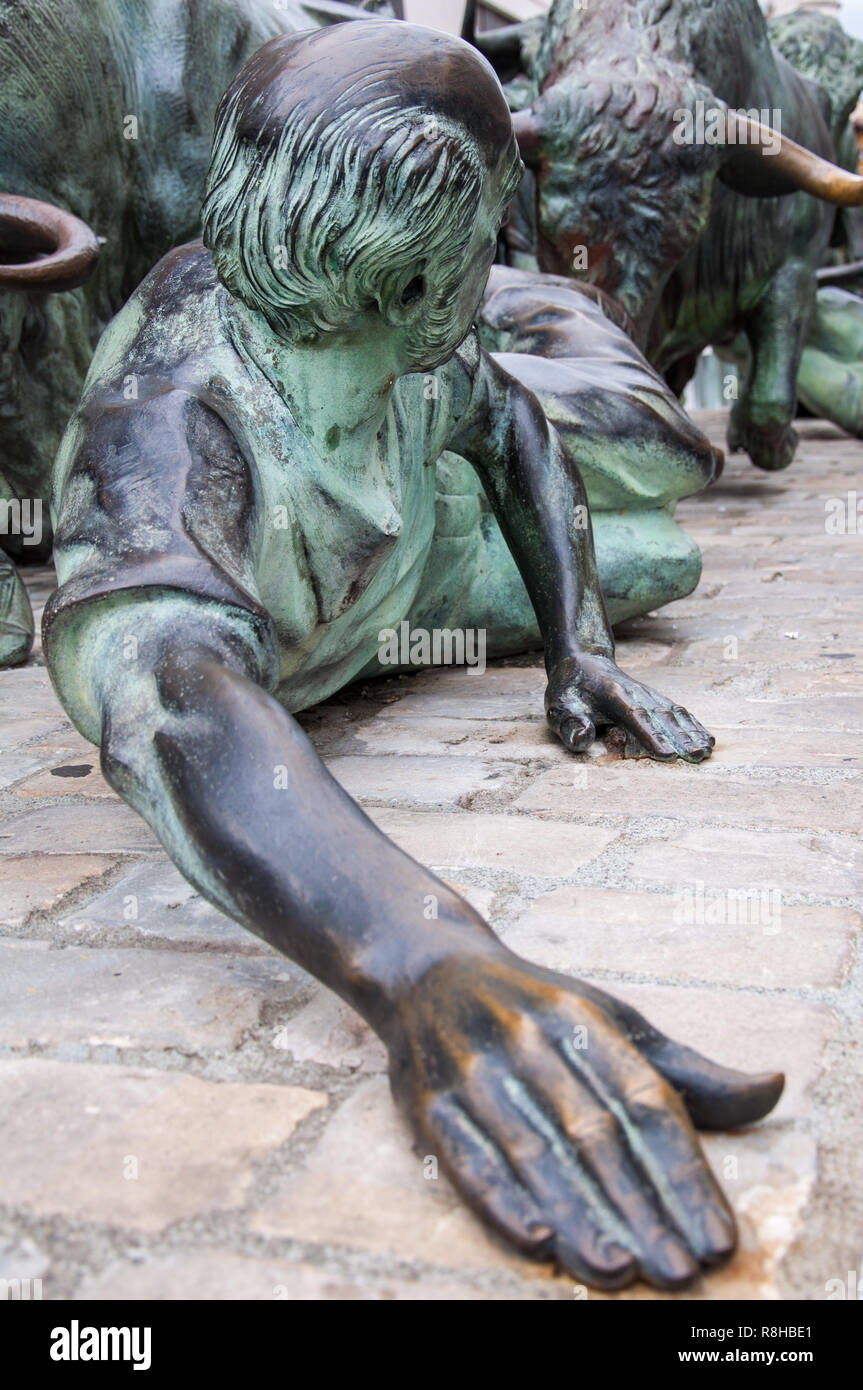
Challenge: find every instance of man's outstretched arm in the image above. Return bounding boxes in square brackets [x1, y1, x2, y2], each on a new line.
[92, 606, 496, 1016]
[456, 348, 715, 760]
[53, 598, 783, 1291]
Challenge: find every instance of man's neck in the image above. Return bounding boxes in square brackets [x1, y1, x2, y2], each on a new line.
[227, 296, 403, 469]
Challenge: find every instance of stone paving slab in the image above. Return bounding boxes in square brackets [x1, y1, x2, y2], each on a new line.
[59, 860, 262, 952]
[0, 1059, 327, 1233]
[0, 853, 119, 927]
[499, 887, 859, 990]
[0, 413, 860, 1301]
[514, 761, 863, 831]
[0, 938, 304, 1051]
[0, 800, 161, 854]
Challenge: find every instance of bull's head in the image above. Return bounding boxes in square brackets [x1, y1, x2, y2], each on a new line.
[509, 73, 726, 346]
[0, 194, 100, 294]
[511, 80, 863, 350]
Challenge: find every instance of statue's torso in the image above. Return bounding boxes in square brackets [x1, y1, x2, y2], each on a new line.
[51, 243, 477, 712]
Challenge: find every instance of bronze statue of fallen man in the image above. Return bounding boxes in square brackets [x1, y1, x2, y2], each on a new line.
[43, 21, 783, 1290]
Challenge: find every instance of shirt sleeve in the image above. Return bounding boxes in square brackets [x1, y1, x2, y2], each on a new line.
[43, 386, 280, 711]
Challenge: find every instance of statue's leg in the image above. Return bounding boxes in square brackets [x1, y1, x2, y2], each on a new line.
[797, 346, 863, 436]
[796, 288, 863, 437]
[0, 547, 34, 667]
[727, 260, 815, 471]
[396, 452, 702, 664]
[589, 507, 702, 626]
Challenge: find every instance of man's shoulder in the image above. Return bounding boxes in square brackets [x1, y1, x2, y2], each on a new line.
[82, 242, 228, 401]
[49, 381, 266, 649]
[135, 240, 220, 309]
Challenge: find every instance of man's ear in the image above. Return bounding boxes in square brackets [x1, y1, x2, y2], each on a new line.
[386, 263, 429, 326]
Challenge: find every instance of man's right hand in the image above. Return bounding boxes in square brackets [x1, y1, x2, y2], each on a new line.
[384, 949, 783, 1290]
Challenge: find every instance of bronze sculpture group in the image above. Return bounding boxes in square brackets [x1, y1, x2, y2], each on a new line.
[0, 0, 398, 665]
[4, 0, 863, 1290]
[469, 0, 863, 470]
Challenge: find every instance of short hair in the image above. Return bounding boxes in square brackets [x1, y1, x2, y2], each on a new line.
[202, 35, 522, 349]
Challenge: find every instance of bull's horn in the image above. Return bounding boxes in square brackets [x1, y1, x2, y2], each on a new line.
[724, 113, 863, 206]
[298, 0, 379, 24]
[816, 258, 863, 286]
[0, 194, 100, 292]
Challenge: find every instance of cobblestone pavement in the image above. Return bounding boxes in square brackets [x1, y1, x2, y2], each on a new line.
[1, 412, 861, 1301]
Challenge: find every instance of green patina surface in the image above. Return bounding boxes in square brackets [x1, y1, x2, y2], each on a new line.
[0, 0, 392, 667]
[798, 288, 863, 435]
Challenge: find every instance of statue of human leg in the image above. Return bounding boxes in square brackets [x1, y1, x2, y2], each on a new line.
[797, 286, 863, 435]
[0, 544, 33, 666]
[375, 450, 703, 680]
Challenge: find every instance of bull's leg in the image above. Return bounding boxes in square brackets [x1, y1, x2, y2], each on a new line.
[727, 261, 815, 472]
[0, 546, 34, 666]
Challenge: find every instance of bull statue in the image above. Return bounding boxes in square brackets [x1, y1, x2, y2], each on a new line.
[0, 0, 395, 666]
[467, 0, 863, 475]
[768, 6, 863, 275]
[706, 9, 863, 438]
[769, 9, 863, 435]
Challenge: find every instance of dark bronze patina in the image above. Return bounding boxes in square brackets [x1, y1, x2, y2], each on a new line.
[468, 0, 863, 472]
[0, 0, 396, 666]
[44, 22, 782, 1290]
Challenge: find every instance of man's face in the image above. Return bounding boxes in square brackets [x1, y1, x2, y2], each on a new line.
[406, 140, 522, 372]
[457, 150, 519, 325]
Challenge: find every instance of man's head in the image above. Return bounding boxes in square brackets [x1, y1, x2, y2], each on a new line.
[202, 21, 523, 367]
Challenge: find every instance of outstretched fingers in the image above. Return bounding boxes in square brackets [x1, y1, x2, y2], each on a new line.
[457, 1057, 649, 1289]
[519, 1044, 703, 1288]
[611, 699, 714, 762]
[616, 705, 679, 759]
[563, 1029, 737, 1269]
[646, 705, 714, 761]
[665, 703, 715, 758]
[422, 1094, 556, 1256]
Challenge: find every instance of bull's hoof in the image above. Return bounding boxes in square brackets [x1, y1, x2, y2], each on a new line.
[727, 411, 798, 472]
[746, 426, 799, 472]
[0, 553, 35, 666]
